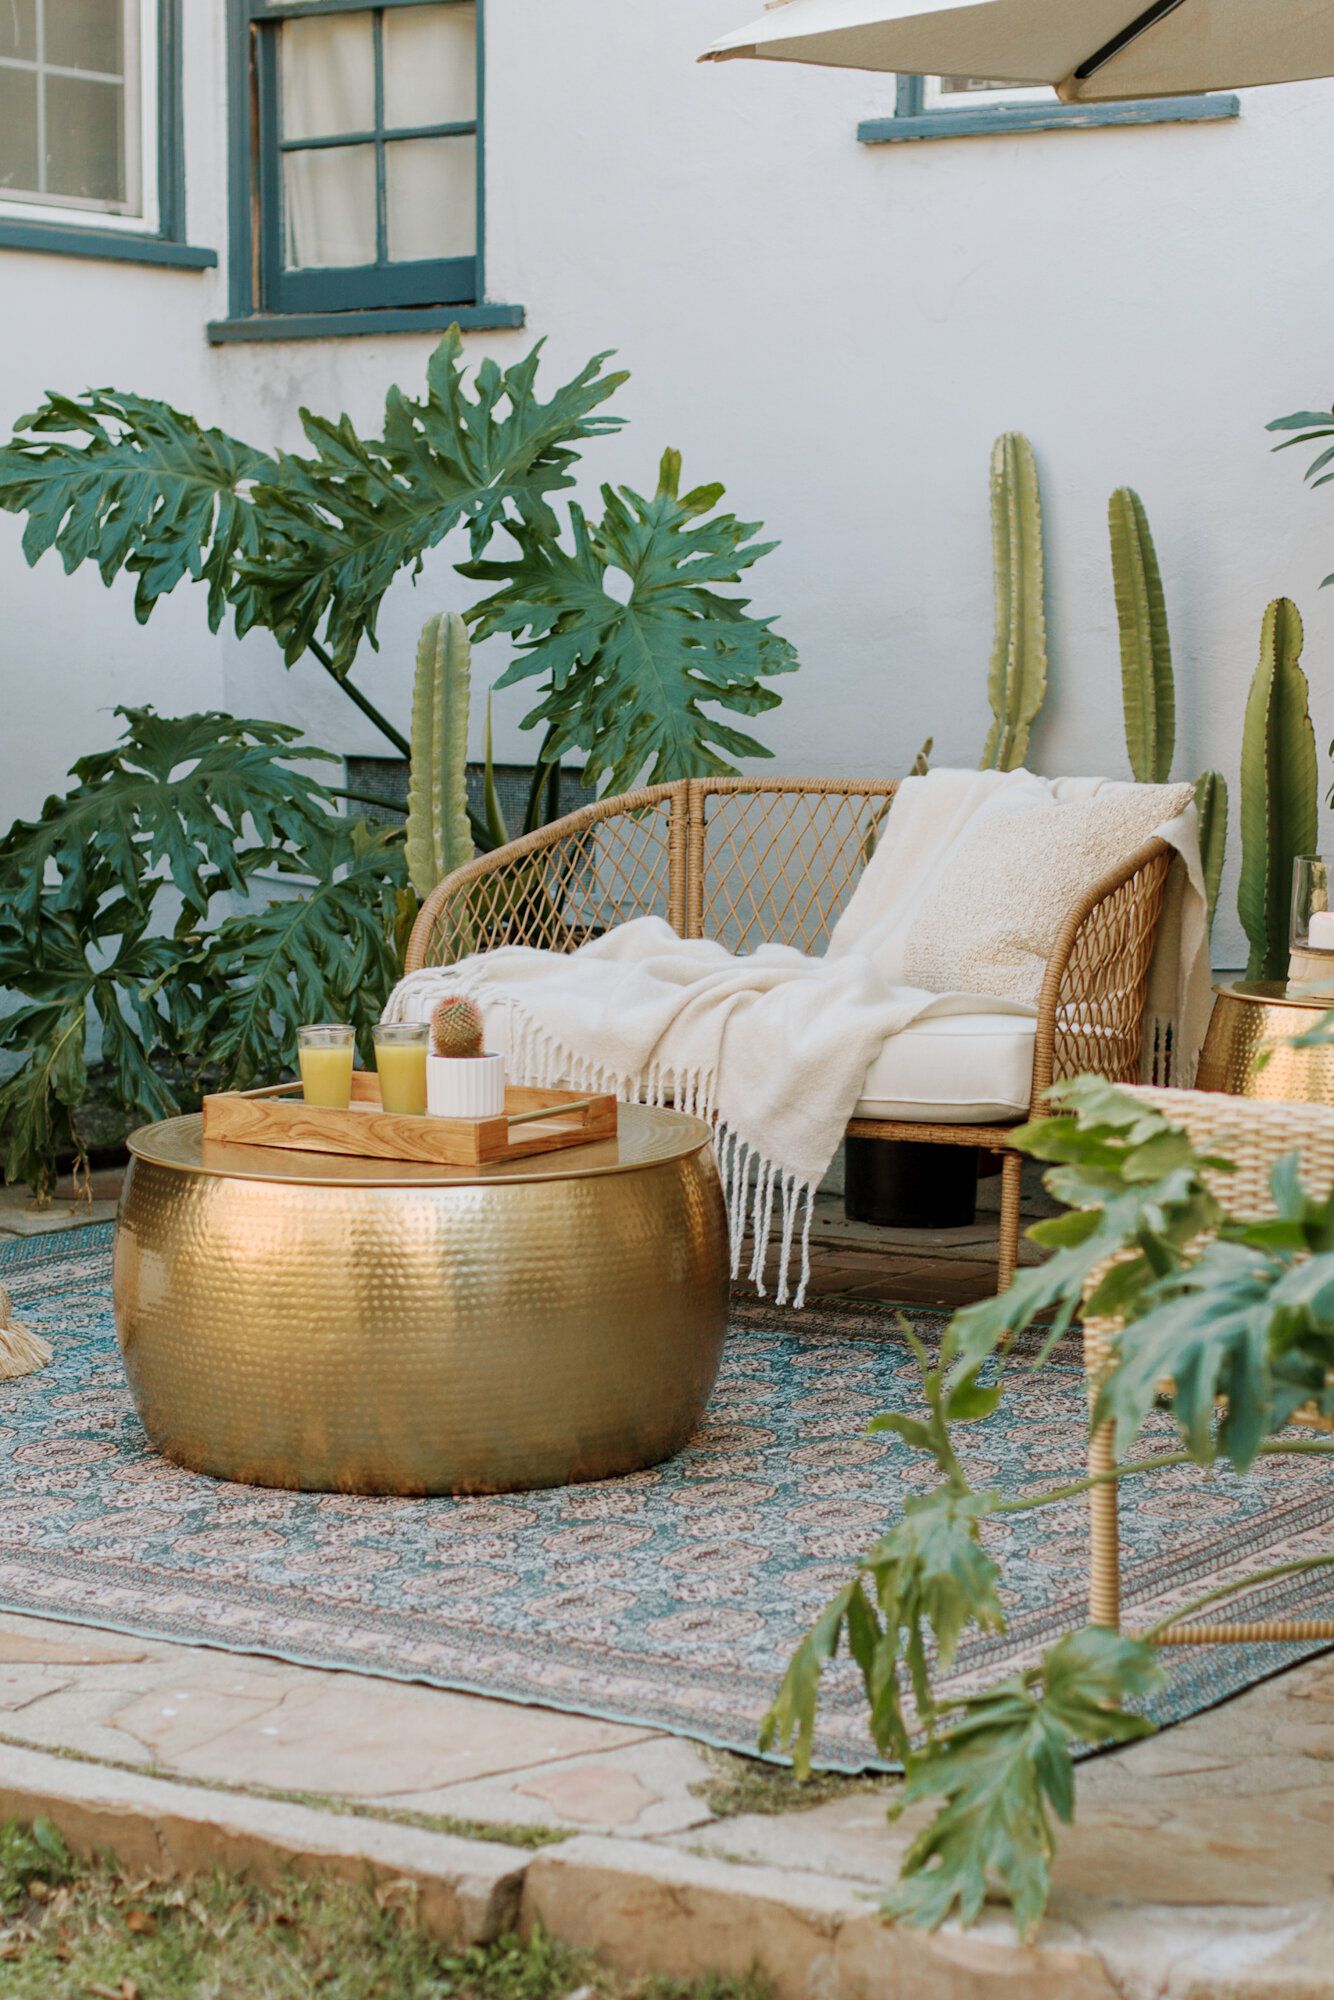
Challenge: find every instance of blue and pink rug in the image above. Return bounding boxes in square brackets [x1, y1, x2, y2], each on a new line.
[1, 1225, 1331, 1769]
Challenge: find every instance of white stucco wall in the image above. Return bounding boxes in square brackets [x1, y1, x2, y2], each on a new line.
[2, 1, 1333, 969]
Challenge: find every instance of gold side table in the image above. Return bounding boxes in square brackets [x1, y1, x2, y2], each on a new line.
[113, 1103, 729, 1496]
[1197, 981, 1334, 1102]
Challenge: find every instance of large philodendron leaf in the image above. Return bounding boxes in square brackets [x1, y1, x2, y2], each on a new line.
[0, 708, 342, 931]
[888, 1629, 1160, 1941]
[948, 1078, 1226, 1375]
[0, 390, 276, 630]
[237, 332, 628, 672]
[0, 901, 186, 1193]
[200, 821, 407, 1087]
[0, 995, 91, 1194]
[0, 705, 401, 1194]
[760, 1485, 1005, 1777]
[468, 450, 799, 794]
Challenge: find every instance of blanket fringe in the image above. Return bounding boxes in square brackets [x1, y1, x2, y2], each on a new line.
[1142, 1012, 1197, 1090]
[438, 983, 817, 1307]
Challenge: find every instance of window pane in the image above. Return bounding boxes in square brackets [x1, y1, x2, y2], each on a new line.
[46, 0, 124, 75]
[284, 142, 376, 267]
[934, 75, 1055, 101]
[0, 0, 37, 62]
[281, 13, 375, 141]
[385, 134, 474, 262]
[383, 2, 476, 129]
[45, 72, 124, 202]
[939, 76, 1013, 93]
[0, 67, 38, 191]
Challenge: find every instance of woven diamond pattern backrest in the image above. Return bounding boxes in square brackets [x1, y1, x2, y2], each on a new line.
[1049, 848, 1173, 1086]
[689, 781, 898, 952]
[408, 787, 681, 970]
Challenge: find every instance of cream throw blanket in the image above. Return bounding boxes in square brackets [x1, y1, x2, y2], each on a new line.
[385, 769, 1212, 1307]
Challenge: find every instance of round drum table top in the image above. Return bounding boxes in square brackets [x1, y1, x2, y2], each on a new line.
[127, 1101, 712, 1189]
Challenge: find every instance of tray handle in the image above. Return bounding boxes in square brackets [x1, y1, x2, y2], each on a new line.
[211, 1080, 305, 1102]
[506, 1095, 601, 1129]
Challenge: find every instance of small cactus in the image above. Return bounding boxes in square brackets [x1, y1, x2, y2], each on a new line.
[430, 995, 485, 1059]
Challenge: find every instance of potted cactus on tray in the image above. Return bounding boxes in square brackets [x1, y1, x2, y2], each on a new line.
[426, 997, 505, 1120]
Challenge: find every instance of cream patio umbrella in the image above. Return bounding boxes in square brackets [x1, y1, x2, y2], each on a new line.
[701, 0, 1334, 103]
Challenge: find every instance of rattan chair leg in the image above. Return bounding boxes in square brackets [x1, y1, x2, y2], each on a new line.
[1149, 1618, 1334, 1645]
[1085, 1321, 1121, 1630]
[997, 1150, 1024, 1292]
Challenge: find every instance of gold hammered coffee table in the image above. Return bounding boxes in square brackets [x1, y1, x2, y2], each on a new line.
[113, 1103, 729, 1496]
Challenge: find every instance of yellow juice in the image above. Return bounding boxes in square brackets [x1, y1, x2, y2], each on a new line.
[299, 1043, 354, 1109]
[375, 1039, 428, 1114]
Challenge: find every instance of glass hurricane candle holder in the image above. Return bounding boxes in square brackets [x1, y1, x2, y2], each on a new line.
[373, 1021, 429, 1115]
[297, 1023, 355, 1109]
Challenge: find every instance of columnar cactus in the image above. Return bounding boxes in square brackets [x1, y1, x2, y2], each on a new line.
[405, 612, 476, 901]
[1238, 598, 1319, 982]
[1109, 488, 1175, 784]
[982, 432, 1048, 772]
[430, 995, 485, 1059]
[1193, 769, 1229, 934]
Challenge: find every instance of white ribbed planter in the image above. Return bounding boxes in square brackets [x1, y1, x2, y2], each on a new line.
[426, 1051, 506, 1120]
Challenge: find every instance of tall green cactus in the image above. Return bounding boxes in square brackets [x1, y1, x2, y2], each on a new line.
[982, 433, 1048, 772]
[1106, 487, 1228, 935]
[1193, 770, 1229, 933]
[405, 612, 475, 901]
[1238, 598, 1319, 982]
[1109, 488, 1175, 783]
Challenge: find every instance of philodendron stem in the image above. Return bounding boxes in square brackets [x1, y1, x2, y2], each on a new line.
[306, 637, 411, 759]
[331, 789, 408, 815]
[996, 1449, 1194, 1512]
[521, 726, 563, 836]
[1142, 1554, 1334, 1643]
[995, 1436, 1334, 1518]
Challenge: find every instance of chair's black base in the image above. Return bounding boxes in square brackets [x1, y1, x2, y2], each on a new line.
[843, 1136, 980, 1229]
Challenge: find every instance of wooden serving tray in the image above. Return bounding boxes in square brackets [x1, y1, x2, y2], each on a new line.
[201, 1075, 619, 1168]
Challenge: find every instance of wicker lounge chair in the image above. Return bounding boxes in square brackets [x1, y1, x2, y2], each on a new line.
[1083, 1085, 1334, 1648]
[405, 777, 1175, 1291]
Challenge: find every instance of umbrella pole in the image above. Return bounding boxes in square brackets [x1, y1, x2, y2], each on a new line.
[1073, 0, 1188, 88]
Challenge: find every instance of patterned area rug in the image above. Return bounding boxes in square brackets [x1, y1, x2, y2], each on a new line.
[1, 1226, 1331, 1770]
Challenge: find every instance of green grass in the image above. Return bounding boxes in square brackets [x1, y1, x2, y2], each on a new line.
[0, 1819, 770, 2000]
[692, 1748, 896, 1820]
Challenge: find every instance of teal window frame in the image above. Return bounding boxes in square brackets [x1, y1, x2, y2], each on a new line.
[859, 74, 1240, 143]
[0, 0, 214, 270]
[222, 0, 509, 335]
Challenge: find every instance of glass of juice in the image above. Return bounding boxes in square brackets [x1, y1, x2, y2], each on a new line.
[297, 1023, 355, 1109]
[373, 1021, 429, 1115]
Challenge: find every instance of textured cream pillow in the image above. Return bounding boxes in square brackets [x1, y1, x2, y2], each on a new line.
[896, 783, 1194, 1005]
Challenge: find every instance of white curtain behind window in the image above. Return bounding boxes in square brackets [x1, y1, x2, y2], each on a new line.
[280, 3, 476, 272]
[282, 12, 375, 266]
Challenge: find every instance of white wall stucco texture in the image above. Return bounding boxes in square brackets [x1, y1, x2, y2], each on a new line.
[1, 2, 1332, 970]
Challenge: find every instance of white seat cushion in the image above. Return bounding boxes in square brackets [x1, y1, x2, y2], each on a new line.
[478, 997, 1035, 1128]
[853, 1011, 1035, 1125]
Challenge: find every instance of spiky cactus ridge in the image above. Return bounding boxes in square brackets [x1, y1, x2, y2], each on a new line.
[430, 995, 486, 1059]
